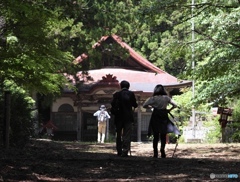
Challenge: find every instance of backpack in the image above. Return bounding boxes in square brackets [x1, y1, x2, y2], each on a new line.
[110, 92, 121, 115]
[98, 111, 107, 122]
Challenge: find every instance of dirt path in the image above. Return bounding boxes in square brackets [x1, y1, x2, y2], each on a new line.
[0, 139, 240, 181]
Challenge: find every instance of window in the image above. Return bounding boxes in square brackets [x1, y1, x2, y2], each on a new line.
[58, 104, 74, 112]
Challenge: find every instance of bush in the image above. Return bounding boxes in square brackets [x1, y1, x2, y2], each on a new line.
[229, 101, 240, 142]
[204, 116, 221, 143]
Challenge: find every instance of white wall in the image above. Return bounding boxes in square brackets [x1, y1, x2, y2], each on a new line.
[52, 97, 77, 112]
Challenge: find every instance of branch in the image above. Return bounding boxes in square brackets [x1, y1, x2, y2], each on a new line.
[195, 29, 240, 48]
[173, 2, 238, 26]
[194, 2, 239, 9]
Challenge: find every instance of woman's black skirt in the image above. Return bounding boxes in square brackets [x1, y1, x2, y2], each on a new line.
[148, 109, 180, 135]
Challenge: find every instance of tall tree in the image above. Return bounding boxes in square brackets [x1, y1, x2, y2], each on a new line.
[125, 0, 192, 77]
[0, 0, 146, 94]
[192, 1, 240, 105]
[0, 0, 75, 94]
[134, 0, 240, 106]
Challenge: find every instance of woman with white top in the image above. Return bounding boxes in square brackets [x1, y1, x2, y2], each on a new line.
[143, 84, 179, 158]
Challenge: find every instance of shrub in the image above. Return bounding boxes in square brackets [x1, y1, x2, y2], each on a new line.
[229, 100, 240, 142]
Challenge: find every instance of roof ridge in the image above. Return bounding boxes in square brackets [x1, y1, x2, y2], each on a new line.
[110, 35, 175, 78]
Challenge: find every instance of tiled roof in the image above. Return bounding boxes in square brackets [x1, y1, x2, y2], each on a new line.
[94, 35, 166, 74]
[77, 68, 191, 93]
[72, 35, 192, 94]
[111, 35, 166, 74]
[73, 53, 88, 64]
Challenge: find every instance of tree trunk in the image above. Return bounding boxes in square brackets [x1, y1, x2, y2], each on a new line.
[3, 91, 11, 149]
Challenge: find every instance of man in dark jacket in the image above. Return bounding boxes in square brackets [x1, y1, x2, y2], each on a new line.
[111, 80, 138, 157]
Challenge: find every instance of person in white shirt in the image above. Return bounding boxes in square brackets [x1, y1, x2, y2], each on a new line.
[93, 105, 110, 143]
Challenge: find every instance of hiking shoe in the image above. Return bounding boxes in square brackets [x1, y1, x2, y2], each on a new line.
[121, 152, 128, 157]
[117, 152, 122, 156]
[153, 152, 158, 158]
[160, 149, 166, 158]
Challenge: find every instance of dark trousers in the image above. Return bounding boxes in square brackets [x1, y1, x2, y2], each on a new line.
[116, 121, 132, 154]
[153, 132, 166, 153]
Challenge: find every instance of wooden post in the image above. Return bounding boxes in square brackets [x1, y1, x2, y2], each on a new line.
[222, 127, 226, 143]
[3, 91, 11, 149]
[217, 107, 233, 143]
[137, 96, 141, 142]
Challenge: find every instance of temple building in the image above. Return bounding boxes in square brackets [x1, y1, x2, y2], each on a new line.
[51, 35, 192, 142]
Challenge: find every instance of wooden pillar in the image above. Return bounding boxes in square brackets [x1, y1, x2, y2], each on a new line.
[77, 103, 82, 141]
[222, 127, 226, 143]
[137, 96, 142, 142]
[106, 118, 109, 141]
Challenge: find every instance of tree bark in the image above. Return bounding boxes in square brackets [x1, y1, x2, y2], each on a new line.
[3, 91, 10, 149]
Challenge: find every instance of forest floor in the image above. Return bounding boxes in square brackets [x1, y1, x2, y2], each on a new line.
[0, 139, 240, 182]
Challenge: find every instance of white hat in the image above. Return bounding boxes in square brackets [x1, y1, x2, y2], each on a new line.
[100, 105, 106, 109]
